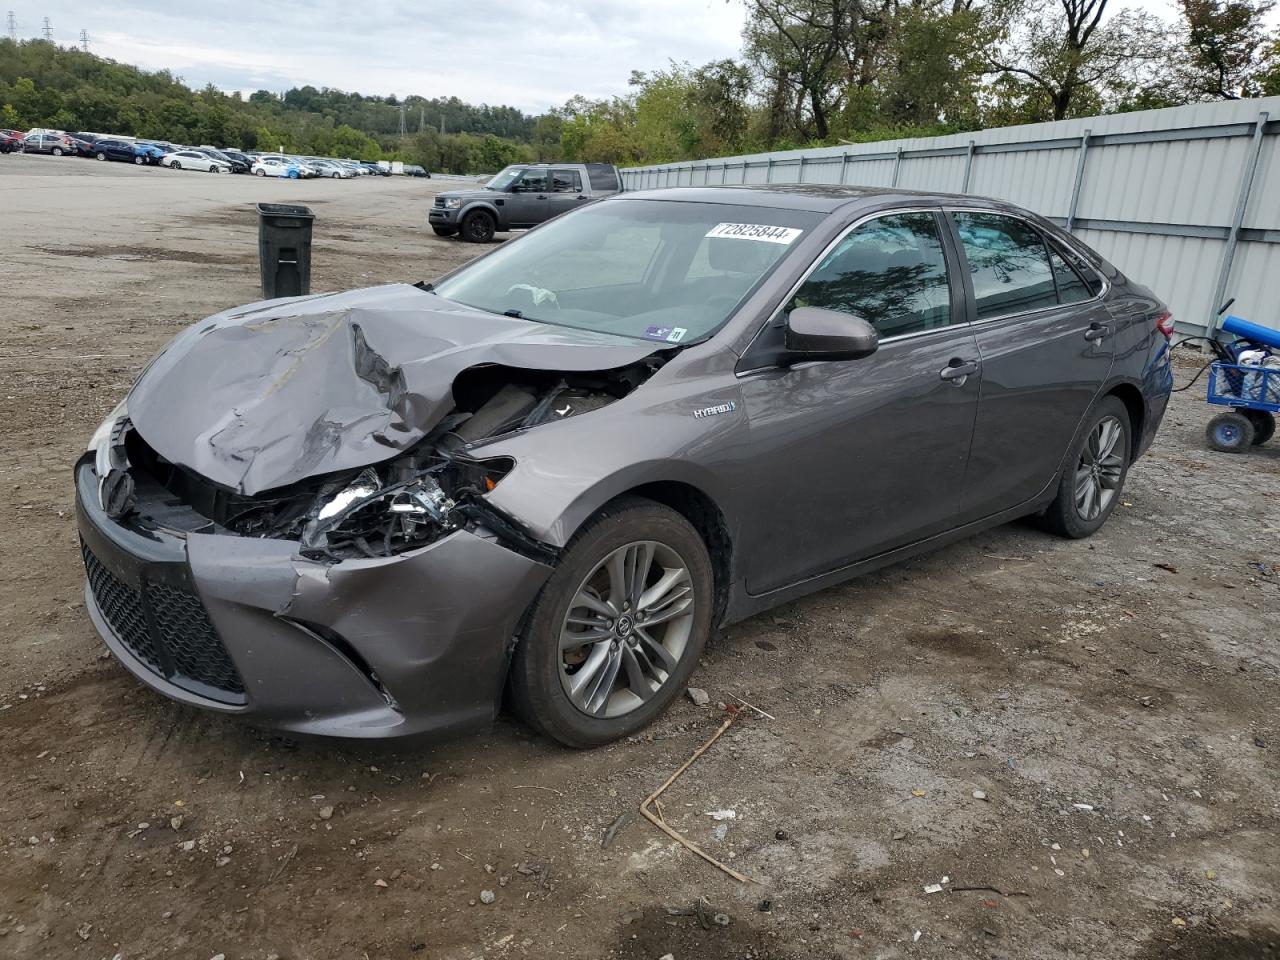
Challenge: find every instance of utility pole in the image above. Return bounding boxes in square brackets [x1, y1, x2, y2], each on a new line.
[440, 114, 445, 136]
[398, 102, 406, 137]
[6, 11, 16, 42]
[418, 103, 424, 133]
[41, 16, 51, 41]
[79, 28, 88, 52]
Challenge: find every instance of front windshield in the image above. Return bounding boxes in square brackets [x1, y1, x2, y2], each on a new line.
[434, 198, 820, 344]
[485, 166, 524, 190]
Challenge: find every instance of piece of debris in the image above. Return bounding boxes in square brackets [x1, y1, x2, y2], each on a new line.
[892, 831, 907, 841]
[924, 883, 944, 895]
[170, 816, 184, 831]
[758, 899, 773, 912]
[318, 804, 334, 820]
[911, 789, 927, 798]
[180, 840, 196, 853]
[77, 922, 92, 941]
[913, 930, 922, 942]
[602, 812, 632, 850]
[641, 715, 755, 883]
[706, 809, 736, 821]
[1171, 917, 1187, 927]
[775, 830, 788, 841]
[374, 878, 388, 888]
[983, 927, 999, 937]
[1154, 562, 1178, 573]
[480, 890, 495, 905]
[621, 910, 642, 924]
[973, 790, 988, 801]
[1073, 803, 1095, 811]
[712, 824, 728, 841]
[686, 687, 711, 707]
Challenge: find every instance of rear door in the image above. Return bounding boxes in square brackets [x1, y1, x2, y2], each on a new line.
[738, 209, 981, 594]
[546, 168, 588, 221]
[946, 210, 1115, 523]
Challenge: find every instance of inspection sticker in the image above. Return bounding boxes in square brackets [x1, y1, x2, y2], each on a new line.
[643, 325, 688, 343]
[705, 222, 803, 245]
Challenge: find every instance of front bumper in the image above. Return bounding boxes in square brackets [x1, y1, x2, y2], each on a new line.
[75, 459, 552, 739]
[428, 208, 458, 225]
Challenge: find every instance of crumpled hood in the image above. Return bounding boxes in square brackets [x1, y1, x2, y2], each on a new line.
[128, 283, 657, 495]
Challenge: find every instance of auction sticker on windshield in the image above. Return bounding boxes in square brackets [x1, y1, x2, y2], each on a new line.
[705, 223, 803, 244]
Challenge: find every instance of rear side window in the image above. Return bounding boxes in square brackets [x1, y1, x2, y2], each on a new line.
[551, 169, 582, 193]
[1048, 246, 1092, 305]
[953, 212, 1058, 320]
[789, 212, 953, 339]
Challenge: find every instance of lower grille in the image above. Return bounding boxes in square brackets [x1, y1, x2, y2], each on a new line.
[81, 540, 246, 702]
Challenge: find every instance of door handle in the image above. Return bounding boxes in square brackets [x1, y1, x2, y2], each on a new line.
[939, 359, 979, 383]
[1084, 322, 1111, 342]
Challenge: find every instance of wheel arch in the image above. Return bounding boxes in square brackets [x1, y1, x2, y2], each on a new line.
[1104, 380, 1146, 452]
[588, 481, 734, 629]
[460, 202, 503, 229]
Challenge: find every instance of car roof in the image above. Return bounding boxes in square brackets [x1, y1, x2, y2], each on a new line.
[616, 184, 1021, 215]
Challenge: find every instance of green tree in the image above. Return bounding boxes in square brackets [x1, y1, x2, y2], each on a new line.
[1178, 0, 1277, 99]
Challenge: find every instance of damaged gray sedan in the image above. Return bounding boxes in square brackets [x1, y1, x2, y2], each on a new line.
[77, 185, 1172, 746]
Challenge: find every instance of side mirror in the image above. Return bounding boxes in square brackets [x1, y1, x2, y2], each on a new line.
[783, 306, 879, 364]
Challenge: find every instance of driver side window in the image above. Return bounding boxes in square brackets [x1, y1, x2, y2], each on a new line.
[790, 212, 953, 339]
[514, 171, 547, 193]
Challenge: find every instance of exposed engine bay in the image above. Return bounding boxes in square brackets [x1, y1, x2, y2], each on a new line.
[109, 359, 664, 563]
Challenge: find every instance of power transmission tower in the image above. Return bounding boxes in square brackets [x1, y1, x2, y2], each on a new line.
[79, 28, 88, 52]
[41, 16, 51, 41]
[6, 11, 16, 42]
[398, 102, 406, 137]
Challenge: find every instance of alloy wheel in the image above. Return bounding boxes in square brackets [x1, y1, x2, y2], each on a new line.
[1074, 415, 1124, 521]
[557, 540, 695, 718]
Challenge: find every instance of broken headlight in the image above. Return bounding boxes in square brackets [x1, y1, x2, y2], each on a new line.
[300, 469, 460, 560]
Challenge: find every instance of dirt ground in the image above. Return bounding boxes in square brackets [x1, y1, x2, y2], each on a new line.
[1, 153, 1278, 960]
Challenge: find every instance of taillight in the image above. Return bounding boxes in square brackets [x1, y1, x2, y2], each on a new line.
[1155, 312, 1174, 339]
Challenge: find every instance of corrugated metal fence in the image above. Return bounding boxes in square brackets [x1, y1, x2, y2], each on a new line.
[621, 98, 1280, 336]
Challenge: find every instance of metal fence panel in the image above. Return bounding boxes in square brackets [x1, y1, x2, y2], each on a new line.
[620, 97, 1280, 334]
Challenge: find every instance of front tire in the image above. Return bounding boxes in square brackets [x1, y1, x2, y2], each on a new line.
[254, 168, 266, 177]
[171, 161, 181, 170]
[1206, 411, 1255, 452]
[509, 497, 714, 748]
[460, 210, 496, 243]
[1038, 396, 1131, 539]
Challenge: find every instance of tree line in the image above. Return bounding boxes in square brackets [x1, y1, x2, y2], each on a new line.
[2, 0, 1278, 174]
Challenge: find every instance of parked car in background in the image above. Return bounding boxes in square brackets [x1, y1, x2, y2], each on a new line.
[74, 185, 1173, 746]
[22, 133, 71, 155]
[88, 138, 143, 163]
[404, 164, 431, 178]
[308, 158, 354, 179]
[0, 130, 23, 153]
[198, 148, 249, 174]
[65, 136, 99, 158]
[161, 149, 232, 173]
[430, 163, 622, 242]
[361, 162, 389, 176]
[132, 142, 166, 165]
[219, 148, 254, 172]
[251, 157, 303, 179]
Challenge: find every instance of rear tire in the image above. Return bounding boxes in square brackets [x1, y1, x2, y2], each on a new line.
[508, 497, 714, 748]
[52, 146, 64, 156]
[171, 161, 181, 170]
[1245, 410, 1275, 445]
[432, 226, 457, 237]
[460, 210, 496, 243]
[1207, 411, 1255, 452]
[134, 156, 144, 165]
[1038, 395, 1131, 539]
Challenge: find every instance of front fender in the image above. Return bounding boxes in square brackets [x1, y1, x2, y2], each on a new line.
[460, 200, 506, 229]
[475, 355, 748, 548]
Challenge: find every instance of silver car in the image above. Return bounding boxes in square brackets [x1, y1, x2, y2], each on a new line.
[76, 185, 1174, 746]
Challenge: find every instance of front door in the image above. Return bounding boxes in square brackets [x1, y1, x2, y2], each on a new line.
[945, 211, 1116, 523]
[504, 169, 550, 226]
[738, 210, 981, 595]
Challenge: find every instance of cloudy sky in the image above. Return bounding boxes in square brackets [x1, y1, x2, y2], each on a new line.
[14, 1, 748, 112]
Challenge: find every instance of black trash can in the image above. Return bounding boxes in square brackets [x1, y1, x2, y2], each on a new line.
[256, 203, 314, 299]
